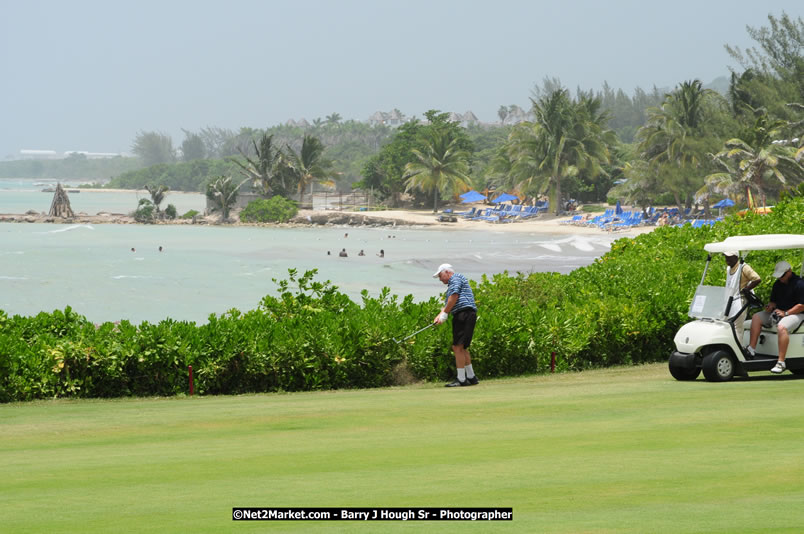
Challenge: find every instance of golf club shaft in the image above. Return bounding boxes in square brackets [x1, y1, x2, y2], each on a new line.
[399, 322, 436, 342]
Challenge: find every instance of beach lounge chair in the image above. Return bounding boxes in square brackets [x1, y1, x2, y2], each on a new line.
[457, 207, 477, 218]
[470, 208, 494, 220]
[516, 206, 540, 220]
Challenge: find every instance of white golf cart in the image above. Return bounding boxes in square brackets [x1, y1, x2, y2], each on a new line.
[669, 234, 804, 382]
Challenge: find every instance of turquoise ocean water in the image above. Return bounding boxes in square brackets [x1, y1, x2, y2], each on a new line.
[0, 179, 617, 324]
[0, 178, 205, 215]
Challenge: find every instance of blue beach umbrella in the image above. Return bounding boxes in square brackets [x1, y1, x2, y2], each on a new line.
[491, 193, 518, 204]
[712, 198, 735, 209]
[460, 190, 486, 203]
[615, 200, 623, 215]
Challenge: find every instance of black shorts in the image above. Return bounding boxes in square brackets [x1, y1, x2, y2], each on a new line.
[452, 308, 477, 348]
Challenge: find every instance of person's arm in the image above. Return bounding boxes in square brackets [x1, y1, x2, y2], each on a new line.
[743, 279, 761, 292]
[776, 283, 804, 317]
[741, 264, 761, 294]
[778, 303, 804, 317]
[442, 294, 459, 315]
[435, 294, 459, 324]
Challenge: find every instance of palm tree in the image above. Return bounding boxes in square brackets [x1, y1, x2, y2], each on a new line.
[283, 135, 334, 208]
[206, 175, 247, 222]
[230, 134, 285, 197]
[497, 105, 509, 125]
[403, 129, 472, 213]
[702, 107, 804, 204]
[637, 80, 725, 210]
[325, 113, 342, 126]
[486, 144, 516, 193]
[618, 159, 664, 212]
[144, 184, 169, 215]
[505, 89, 611, 215]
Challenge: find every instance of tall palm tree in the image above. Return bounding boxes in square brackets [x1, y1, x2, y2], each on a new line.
[404, 129, 472, 213]
[497, 105, 509, 125]
[231, 134, 285, 197]
[486, 144, 516, 193]
[144, 184, 169, 215]
[505, 89, 611, 214]
[283, 135, 334, 208]
[206, 175, 247, 222]
[637, 80, 724, 210]
[702, 107, 804, 204]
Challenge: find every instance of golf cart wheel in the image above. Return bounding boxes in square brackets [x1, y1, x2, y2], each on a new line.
[702, 350, 736, 382]
[669, 363, 701, 381]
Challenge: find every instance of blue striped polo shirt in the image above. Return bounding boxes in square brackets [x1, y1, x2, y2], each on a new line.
[445, 273, 476, 313]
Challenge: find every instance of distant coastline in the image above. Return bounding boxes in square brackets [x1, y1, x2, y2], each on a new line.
[0, 207, 655, 237]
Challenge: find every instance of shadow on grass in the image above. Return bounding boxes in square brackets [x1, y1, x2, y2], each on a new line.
[740, 373, 804, 382]
[672, 373, 804, 384]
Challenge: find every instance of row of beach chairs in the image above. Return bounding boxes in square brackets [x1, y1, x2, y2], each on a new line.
[559, 208, 643, 231]
[453, 202, 549, 223]
[559, 207, 722, 231]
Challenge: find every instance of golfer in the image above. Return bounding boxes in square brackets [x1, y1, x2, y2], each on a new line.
[433, 263, 479, 387]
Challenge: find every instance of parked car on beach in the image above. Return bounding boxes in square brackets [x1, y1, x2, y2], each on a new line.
[669, 234, 804, 382]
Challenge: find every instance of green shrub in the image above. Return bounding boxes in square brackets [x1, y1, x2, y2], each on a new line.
[1, 195, 803, 402]
[133, 198, 155, 223]
[239, 196, 299, 223]
[164, 204, 177, 219]
[181, 209, 200, 219]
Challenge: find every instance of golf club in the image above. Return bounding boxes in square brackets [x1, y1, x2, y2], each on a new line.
[392, 322, 437, 344]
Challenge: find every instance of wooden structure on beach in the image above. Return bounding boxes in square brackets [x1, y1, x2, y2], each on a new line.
[48, 183, 75, 218]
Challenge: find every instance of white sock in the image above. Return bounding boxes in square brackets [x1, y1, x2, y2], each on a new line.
[465, 364, 475, 378]
[746, 345, 756, 355]
[457, 368, 466, 382]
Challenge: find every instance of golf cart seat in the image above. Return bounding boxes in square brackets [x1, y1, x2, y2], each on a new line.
[743, 319, 803, 335]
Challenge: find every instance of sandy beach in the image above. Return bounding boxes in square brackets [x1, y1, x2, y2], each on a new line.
[357, 209, 655, 236]
[0, 185, 654, 237]
[0, 206, 655, 237]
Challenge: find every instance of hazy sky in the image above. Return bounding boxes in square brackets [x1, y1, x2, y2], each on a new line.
[1, 0, 801, 158]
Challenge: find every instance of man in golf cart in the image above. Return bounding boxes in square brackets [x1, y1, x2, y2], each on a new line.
[723, 251, 761, 342]
[745, 261, 804, 374]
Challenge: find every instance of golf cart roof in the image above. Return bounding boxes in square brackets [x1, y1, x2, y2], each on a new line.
[704, 234, 804, 253]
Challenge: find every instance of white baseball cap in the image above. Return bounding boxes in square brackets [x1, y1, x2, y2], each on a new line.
[723, 251, 739, 258]
[773, 260, 791, 279]
[432, 263, 453, 278]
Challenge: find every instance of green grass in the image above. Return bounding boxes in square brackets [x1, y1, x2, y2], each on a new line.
[3, 364, 804, 533]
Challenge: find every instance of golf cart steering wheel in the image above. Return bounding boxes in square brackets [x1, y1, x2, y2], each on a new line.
[743, 290, 763, 309]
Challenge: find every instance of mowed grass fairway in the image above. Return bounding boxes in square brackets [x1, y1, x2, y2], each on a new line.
[3, 364, 804, 533]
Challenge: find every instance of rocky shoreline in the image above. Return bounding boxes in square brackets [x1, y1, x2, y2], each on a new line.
[0, 209, 432, 228]
[0, 207, 653, 236]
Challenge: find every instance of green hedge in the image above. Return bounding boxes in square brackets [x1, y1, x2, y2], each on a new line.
[1, 196, 803, 402]
[239, 196, 299, 223]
